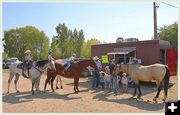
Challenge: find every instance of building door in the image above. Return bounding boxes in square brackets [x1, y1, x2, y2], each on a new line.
[166, 49, 177, 76]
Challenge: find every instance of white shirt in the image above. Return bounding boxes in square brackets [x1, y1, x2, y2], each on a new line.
[96, 60, 102, 70]
[25, 55, 31, 61]
[48, 55, 53, 61]
[121, 76, 128, 85]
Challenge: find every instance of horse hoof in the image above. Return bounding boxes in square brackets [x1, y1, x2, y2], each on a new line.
[61, 86, 63, 89]
[56, 86, 59, 89]
[17, 90, 20, 93]
[162, 98, 166, 102]
[153, 98, 157, 102]
[7, 91, 9, 94]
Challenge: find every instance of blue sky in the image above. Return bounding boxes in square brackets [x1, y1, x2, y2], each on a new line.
[3, 2, 178, 43]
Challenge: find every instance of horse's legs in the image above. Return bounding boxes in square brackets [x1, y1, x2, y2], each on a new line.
[14, 73, 20, 93]
[153, 82, 163, 102]
[51, 76, 56, 92]
[73, 77, 79, 93]
[44, 77, 51, 93]
[55, 76, 59, 89]
[7, 72, 14, 94]
[31, 81, 35, 95]
[56, 76, 63, 89]
[75, 76, 80, 93]
[137, 84, 142, 99]
[133, 84, 137, 96]
[59, 76, 63, 89]
[73, 80, 77, 93]
[35, 78, 40, 93]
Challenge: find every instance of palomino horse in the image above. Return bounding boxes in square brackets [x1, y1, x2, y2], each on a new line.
[115, 63, 170, 101]
[44, 59, 97, 93]
[7, 59, 56, 95]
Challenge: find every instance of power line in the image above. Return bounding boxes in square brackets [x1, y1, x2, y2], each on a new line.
[162, 2, 178, 8]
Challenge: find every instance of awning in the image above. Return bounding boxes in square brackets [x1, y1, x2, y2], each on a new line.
[107, 47, 136, 55]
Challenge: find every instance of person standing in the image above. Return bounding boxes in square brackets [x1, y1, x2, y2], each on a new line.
[108, 59, 116, 92]
[94, 56, 102, 88]
[121, 73, 128, 93]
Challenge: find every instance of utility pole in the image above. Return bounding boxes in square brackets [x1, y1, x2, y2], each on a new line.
[153, 2, 158, 40]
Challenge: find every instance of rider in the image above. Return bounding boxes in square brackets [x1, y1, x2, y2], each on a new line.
[48, 49, 54, 61]
[23, 50, 32, 78]
[62, 53, 77, 74]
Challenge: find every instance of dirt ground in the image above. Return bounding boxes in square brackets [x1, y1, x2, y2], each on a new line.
[2, 69, 178, 113]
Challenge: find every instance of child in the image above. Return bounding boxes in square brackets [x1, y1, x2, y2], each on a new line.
[99, 72, 105, 89]
[121, 73, 128, 93]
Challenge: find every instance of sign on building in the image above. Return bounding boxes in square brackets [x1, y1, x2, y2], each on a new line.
[101, 55, 108, 64]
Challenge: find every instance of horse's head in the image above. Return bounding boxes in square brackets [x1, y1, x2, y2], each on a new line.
[114, 64, 127, 76]
[89, 58, 97, 70]
[48, 59, 56, 71]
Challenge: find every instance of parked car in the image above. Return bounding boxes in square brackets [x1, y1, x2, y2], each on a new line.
[4, 57, 20, 69]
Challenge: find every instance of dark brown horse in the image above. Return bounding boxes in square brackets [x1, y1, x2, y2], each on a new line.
[44, 58, 97, 93]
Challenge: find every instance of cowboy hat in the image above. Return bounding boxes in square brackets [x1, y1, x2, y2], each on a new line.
[24, 50, 31, 54]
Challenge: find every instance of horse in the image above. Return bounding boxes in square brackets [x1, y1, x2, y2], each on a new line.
[7, 59, 56, 95]
[114, 63, 170, 102]
[44, 58, 97, 93]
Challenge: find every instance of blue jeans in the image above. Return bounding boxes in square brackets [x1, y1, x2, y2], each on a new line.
[64, 61, 71, 71]
[100, 82, 104, 89]
[92, 70, 100, 88]
[109, 75, 114, 91]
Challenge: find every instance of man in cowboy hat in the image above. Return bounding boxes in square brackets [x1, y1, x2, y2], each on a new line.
[92, 56, 102, 88]
[23, 50, 32, 78]
[62, 53, 78, 74]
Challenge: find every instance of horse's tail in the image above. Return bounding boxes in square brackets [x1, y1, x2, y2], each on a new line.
[163, 66, 170, 97]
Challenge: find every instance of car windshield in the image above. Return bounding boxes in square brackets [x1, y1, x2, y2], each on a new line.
[7, 59, 18, 62]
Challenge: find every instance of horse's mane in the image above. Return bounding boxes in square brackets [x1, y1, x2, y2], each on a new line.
[36, 60, 49, 68]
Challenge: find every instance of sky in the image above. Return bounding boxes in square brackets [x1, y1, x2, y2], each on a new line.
[3, 2, 178, 43]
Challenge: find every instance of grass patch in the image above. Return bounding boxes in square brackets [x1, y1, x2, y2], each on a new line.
[3, 69, 9, 75]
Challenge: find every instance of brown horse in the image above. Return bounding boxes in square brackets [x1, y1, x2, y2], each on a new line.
[44, 58, 97, 93]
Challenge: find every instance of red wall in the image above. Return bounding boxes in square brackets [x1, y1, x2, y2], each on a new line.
[166, 49, 177, 76]
[92, 40, 160, 65]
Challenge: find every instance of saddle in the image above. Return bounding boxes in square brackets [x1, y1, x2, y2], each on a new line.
[17, 62, 23, 69]
[21, 60, 33, 78]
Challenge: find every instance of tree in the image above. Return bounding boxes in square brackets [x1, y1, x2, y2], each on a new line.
[3, 26, 49, 61]
[81, 38, 101, 58]
[158, 22, 178, 49]
[54, 23, 85, 58]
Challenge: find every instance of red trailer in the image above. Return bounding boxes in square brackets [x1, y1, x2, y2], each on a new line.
[91, 40, 177, 75]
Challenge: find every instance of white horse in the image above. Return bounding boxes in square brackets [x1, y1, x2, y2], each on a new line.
[115, 63, 170, 101]
[7, 59, 56, 95]
[55, 75, 63, 89]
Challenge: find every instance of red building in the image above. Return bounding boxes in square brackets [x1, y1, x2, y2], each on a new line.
[91, 40, 177, 75]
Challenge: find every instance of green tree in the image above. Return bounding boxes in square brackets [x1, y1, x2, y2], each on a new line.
[3, 26, 49, 61]
[81, 38, 101, 58]
[54, 23, 85, 58]
[158, 22, 178, 49]
[2, 52, 9, 61]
